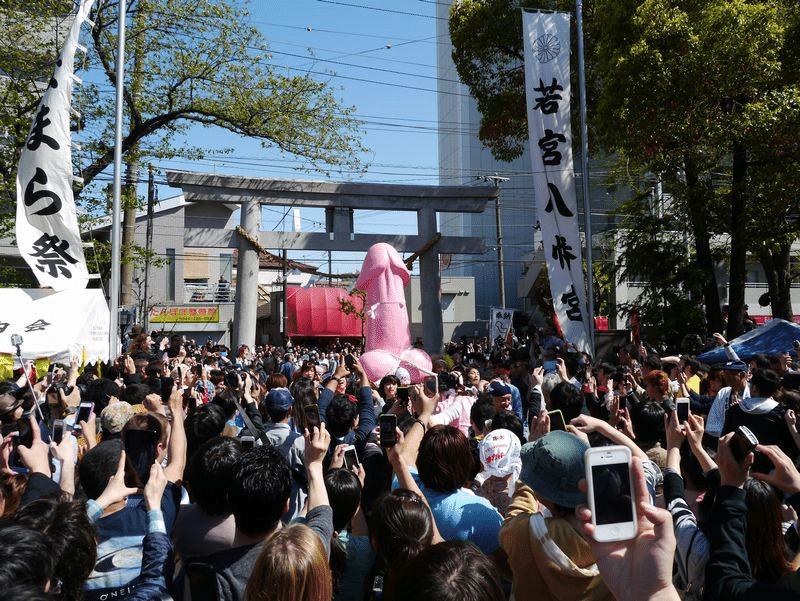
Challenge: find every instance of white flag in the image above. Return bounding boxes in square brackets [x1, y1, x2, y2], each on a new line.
[523, 10, 590, 353]
[15, 0, 94, 290]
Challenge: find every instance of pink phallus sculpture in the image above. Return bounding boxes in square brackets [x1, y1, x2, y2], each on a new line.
[355, 243, 432, 384]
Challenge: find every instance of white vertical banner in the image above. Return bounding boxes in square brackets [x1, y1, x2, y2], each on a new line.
[522, 10, 590, 353]
[490, 307, 514, 348]
[15, 0, 94, 290]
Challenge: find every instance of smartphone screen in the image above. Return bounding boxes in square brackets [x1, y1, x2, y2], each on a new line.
[379, 414, 397, 447]
[160, 377, 174, 403]
[343, 445, 359, 469]
[591, 462, 634, 526]
[543, 359, 558, 373]
[240, 435, 255, 450]
[52, 420, 65, 444]
[396, 386, 409, 405]
[124, 429, 159, 488]
[676, 398, 689, 423]
[76, 402, 93, 424]
[423, 375, 437, 396]
[304, 404, 321, 432]
[547, 409, 566, 431]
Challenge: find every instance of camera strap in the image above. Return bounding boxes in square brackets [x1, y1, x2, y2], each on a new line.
[231, 396, 266, 447]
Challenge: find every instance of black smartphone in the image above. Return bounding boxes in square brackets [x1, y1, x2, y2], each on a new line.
[548, 409, 566, 431]
[396, 386, 409, 405]
[345, 354, 355, 371]
[0, 422, 19, 438]
[379, 414, 397, 448]
[240, 435, 255, 450]
[124, 428, 159, 488]
[423, 375, 437, 396]
[52, 419, 65, 444]
[76, 402, 93, 425]
[730, 425, 758, 463]
[304, 404, 321, 432]
[160, 377, 174, 403]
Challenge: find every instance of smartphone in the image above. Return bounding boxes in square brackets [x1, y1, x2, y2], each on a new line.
[160, 377, 174, 403]
[345, 354, 355, 371]
[379, 414, 397, 448]
[675, 398, 690, 424]
[52, 419, 65, 444]
[343, 444, 359, 469]
[547, 409, 566, 431]
[617, 392, 627, 412]
[730, 425, 758, 463]
[396, 386, 410, 405]
[423, 375, 438, 396]
[124, 428, 159, 488]
[240, 435, 255, 450]
[304, 404, 321, 432]
[585, 445, 637, 542]
[75, 402, 93, 425]
[0, 422, 19, 438]
[543, 359, 558, 373]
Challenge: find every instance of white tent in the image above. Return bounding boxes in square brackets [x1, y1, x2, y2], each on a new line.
[0, 289, 109, 365]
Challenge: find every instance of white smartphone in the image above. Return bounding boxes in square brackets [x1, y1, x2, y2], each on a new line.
[343, 444, 359, 470]
[675, 397, 690, 424]
[584, 445, 637, 542]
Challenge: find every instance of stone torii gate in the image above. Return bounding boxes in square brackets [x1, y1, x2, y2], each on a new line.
[166, 170, 498, 354]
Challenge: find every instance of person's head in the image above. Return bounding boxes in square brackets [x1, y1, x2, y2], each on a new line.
[749, 368, 780, 398]
[417, 425, 472, 492]
[261, 387, 294, 423]
[265, 373, 288, 391]
[489, 410, 524, 446]
[228, 446, 291, 537]
[324, 468, 362, 532]
[185, 402, 227, 458]
[465, 366, 481, 386]
[548, 381, 584, 422]
[325, 395, 357, 438]
[518, 431, 589, 513]
[211, 389, 239, 420]
[487, 381, 513, 413]
[720, 361, 749, 389]
[0, 523, 54, 592]
[186, 436, 243, 516]
[391, 540, 504, 601]
[743, 478, 798, 581]
[379, 374, 400, 400]
[643, 370, 670, 399]
[470, 397, 496, 436]
[14, 498, 97, 601]
[369, 489, 434, 565]
[245, 524, 332, 601]
[78, 439, 123, 500]
[642, 354, 662, 374]
[0, 472, 28, 518]
[82, 378, 121, 415]
[629, 401, 666, 446]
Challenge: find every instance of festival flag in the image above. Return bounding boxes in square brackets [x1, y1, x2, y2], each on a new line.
[522, 10, 591, 353]
[15, 0, 94, 290]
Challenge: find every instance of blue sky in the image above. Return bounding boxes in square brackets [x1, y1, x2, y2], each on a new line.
[158, 0, 445, 275]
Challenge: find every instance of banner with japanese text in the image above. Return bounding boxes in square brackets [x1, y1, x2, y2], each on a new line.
[490, 307, 514, 348]
[0, 289, 110, 365]
[15, 0, 94, 290]
[522, 10, 590, 353]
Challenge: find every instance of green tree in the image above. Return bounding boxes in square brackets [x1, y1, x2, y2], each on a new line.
[1, 0, 366, 239]
[449, 0, 800, 340]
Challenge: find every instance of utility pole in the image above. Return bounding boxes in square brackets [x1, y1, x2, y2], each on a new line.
[484, 175, 510, 308]
[142, 166, 156, 329]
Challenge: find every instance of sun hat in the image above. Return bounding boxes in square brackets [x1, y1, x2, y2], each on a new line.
[518, 430, 589, 508]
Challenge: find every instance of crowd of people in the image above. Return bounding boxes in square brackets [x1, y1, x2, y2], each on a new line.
[1, 325, 800, 601]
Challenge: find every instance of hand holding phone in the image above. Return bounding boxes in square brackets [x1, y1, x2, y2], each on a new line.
[585, 445, 637, 542]
[675, 398, 690, 424]
[379, 414, 397, 448]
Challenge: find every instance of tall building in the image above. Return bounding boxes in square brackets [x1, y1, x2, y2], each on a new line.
[435, 1, 537, 320]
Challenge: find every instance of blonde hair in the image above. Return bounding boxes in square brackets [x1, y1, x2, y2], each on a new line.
[245, 524, 332, 601]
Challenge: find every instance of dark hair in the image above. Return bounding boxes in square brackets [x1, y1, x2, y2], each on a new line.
[0, 472, 28, 519]
[265, 373, 288, 390]
[122, 383, 150, 406]
[750, 353, 771, 370]
[186, 436, 243, 515]
[211, 390, 239, 420]
[324, 468, 363, 592]
[325, 395, 356, 438]
[391, 540, 504, 601]
[78, 439, 123, 500]
[629, 401, 666, 446]
[743, 478, 799, 581]
[379, 375, 400, 399]
[0, 523, 55, 591]
[185, 403, 227, 460]
[643, 354, 663, 372]
[14, 499, 97, 601]
[549, 381, 584, 423]
[470, 397, 496, 434]
[490, 410, 524, 446]
[749, 368, 780, 398]
[417, 425, 472, 492]
[369, 489, 434, 565]
[291, 377, 317, 432]
[228, 446, 292, 536]
[83, 378, 121, 415]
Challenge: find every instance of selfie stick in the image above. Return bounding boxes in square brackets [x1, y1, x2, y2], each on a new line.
[10, 334, 46, 423]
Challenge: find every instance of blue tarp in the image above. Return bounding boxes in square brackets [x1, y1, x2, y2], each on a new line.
[697, 318, 800, 364]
